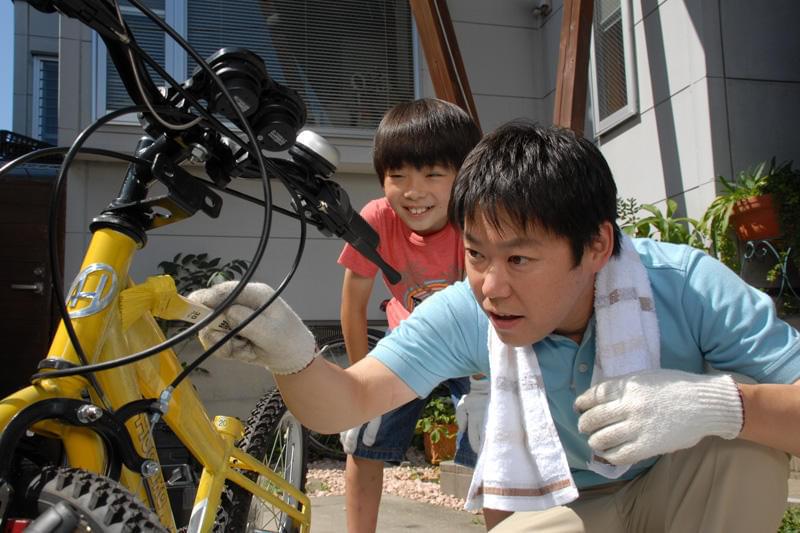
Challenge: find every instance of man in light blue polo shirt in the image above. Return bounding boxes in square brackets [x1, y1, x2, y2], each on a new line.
[196, 121, 800, 532]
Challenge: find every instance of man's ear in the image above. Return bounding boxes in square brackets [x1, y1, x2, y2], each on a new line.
[586, 221, 615, 272]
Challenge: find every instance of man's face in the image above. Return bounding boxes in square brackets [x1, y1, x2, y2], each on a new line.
[464, 213, 611, 346]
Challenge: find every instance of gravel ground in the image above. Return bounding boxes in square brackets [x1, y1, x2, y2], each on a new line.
[305, 448, 476, 513]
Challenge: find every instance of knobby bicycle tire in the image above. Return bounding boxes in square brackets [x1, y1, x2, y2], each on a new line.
[308, 328, 383, 460]
[30, 466, 169, 532]
[215, 387, 308, 533]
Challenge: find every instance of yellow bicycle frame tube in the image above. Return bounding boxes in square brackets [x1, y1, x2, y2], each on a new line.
[124, 314, 311, 532]
[14, 229, 178, 530]
[2, 227, 311, 532]
[187, 416, 311, 533]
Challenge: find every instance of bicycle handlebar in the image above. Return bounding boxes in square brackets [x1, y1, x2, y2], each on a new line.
[33, 0, 401, 284]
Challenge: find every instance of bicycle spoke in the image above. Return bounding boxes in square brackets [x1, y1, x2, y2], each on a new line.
[245, 416, 303, 532]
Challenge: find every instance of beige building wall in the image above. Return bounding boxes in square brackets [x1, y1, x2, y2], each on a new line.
[11, 1, 59, 136]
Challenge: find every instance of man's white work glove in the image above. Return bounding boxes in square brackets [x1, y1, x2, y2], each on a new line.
[186, 281, 316, 375]
[455, 376, 490, 452]
[575, 368, 744, 465]
[339, 416, 382, 455]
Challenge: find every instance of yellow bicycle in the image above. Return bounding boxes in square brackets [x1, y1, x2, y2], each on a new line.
[0, 1, 399, 531]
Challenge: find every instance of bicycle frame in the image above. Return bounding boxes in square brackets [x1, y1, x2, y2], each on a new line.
[0, 228, 311, 532]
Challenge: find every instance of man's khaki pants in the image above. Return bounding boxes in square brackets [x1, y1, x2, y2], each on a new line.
[492, 437, 789, 533]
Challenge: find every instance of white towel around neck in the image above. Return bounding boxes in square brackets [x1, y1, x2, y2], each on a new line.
[465, 235, 660, 512]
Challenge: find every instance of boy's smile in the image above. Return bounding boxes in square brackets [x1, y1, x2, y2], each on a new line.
[406, 206, 434, 216]
[383, 164, 457, 235]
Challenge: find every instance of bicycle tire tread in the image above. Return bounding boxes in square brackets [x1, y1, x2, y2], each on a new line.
[32, 466, 168, 532]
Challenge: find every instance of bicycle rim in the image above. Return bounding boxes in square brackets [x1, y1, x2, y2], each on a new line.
[247, 409, 306, 532]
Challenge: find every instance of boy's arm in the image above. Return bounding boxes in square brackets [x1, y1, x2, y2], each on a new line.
[276, 356, 417, 433]
[340, 268, 375, 365]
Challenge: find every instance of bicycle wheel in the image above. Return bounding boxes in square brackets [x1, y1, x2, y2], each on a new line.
[216, 387, 308, 533]
[308, 328, 383, 460]
[29, 466, 169, 532]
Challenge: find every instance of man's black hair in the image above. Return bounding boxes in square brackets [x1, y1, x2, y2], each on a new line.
[373, 98, 481, 186]
[449, 121, 622, 265]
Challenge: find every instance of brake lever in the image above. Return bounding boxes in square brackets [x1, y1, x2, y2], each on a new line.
[299, 180, 401, 285]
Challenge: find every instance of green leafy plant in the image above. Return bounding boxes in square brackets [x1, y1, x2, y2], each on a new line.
[618, 198, 707, 249]
[157, 253, 250, 295]
[617, 197, 642, 230]
[415, 395, 457, 444]
[699, 158, 793, 270]
[779, 506, 800, 533]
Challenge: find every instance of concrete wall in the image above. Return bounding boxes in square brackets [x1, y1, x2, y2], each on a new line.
[716, 0, 800, 181]
[443, 0, 555, 132]
[11, 0, 59, 136]
[589, 0, 800, 222]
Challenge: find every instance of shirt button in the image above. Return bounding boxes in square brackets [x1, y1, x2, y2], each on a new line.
[578, 363, 589, 373]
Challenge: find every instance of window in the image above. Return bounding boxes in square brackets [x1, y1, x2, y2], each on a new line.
[97, 0, 415, 134]
[589, 0, 637, 135]
[33, 56, 59, 145]
[104, 0, 166, 111]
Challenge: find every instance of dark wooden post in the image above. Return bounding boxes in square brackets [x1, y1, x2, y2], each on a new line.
[408, 0, 481, 132]
[552, 0, 594, 136]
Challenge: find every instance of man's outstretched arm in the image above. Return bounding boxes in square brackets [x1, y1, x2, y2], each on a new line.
[276, 356, 417, 434]
[187, 281, 418, 433]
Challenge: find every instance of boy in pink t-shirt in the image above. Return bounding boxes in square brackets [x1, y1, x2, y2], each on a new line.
[337, 98, 481, 533]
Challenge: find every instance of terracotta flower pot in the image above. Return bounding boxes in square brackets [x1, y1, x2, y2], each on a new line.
[729, 193, 781, 241]
[422, 423, 458, 465]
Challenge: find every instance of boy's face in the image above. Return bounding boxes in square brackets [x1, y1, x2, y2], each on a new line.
[463, 212, 612, 347]
[383, 164, 457, 235]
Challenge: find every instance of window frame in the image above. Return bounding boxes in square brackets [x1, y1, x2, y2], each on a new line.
[32, 54, 60, 145]
[589, 0, 638, 136]
[92, 0, 419, 139]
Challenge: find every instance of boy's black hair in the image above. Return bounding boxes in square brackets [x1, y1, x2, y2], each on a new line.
[373, 98, 481, 185]
[449, 121, 622, 265]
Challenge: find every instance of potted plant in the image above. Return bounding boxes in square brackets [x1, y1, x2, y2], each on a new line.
[415, 395, 458, 465]
[700, 158, 794, 270]
[699, 159, 800, 316]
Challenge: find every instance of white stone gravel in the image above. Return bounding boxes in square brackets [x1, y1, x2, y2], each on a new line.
[306, 448, 475, 513]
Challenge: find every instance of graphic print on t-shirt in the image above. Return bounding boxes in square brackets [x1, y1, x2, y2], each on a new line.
[404, 280, 452, 311]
